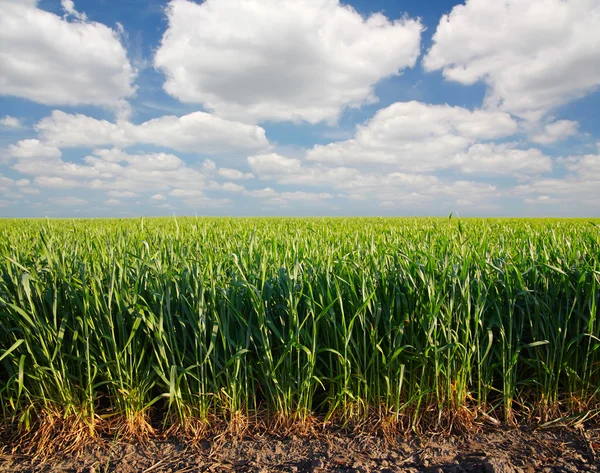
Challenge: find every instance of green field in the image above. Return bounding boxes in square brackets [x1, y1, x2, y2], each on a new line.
[1, 217, 599, 442]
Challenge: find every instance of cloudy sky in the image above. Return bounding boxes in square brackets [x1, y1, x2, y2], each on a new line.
[1, 0, 599, 217]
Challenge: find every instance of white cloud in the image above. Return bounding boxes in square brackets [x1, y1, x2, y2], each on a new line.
[0, 115, 22, 129]
[514, 151, 600, 210]
[524, 195, 559, 204]
[338, 174, 499, 208]
[36, 176, 80, 188]
[50, 196, 88, 206]
[306, 101, 518, 171]
[246, 187, 334, 206]
[104, 198, 121, 206]
[246, 187, 278, 199]
[275, 166, 359, 187]
[0, 0, 136, 110]
[16, 159, 100, 180]
[61, 0, 86, 21]
[217, 168, 254, 180]
[168, 189, 203, 197]
[276, 191, 333, 203]
[107, 190, 136, 198]
[154, 0, 423, 124]
[423, 0, 600, 121]
[181, 196, 232, 208]
[531, 120, 579, 145]
[453, 143, 553, 177]
[0, 174, 15, 191]
[211, 179, 336, 206]
[248, 154, 359, 187]
[35, 110, 270, 154]
[150, 194, 167, 201]
[248, 153, 302, 178]
[220, 182, 246, 193]
[202, 159, 217, 171]
[7, 139, 62, 159]
[559, 153, 600, 179]
[86, 151, 207, 193]
[89, 148, 184, 171]
[10, 146, 211, 197]
[21, 188, 40, 195]
[244, 154, 503, 210]
[35, 112, 129, 148]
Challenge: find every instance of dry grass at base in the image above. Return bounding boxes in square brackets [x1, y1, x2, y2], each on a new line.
[6, 401, 599, 460]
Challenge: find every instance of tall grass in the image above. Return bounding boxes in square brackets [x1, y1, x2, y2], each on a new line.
[0, 217, 598, 442]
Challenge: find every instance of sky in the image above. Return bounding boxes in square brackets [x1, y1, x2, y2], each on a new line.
[0, 0, 599, 218]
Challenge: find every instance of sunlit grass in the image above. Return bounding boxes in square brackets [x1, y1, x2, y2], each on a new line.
[0, 217, 598, 443]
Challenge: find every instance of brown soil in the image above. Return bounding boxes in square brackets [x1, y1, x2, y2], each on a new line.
[1, 425, 598, 473]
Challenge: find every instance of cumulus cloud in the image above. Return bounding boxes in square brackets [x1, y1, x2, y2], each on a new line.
[7, 139, 62, 159]
[217, 168, 254, 180]
[0, 115, 23, 129]
[227, 184, 335, 207]
[531, 120, 579, 145]
[180, 195, 233, 209]
[50, 196, 88, 206]
[205, 178, 336, 206]
[248, 153, 303, 178]
[0, 0, 136, 110]
[61, 0, 87, 21]
[35, 110, 270, 154]
[11, 147, 209, 196]
[244, 151, 503, 210]
[107, 190, 137, 198]
[248, 153, 358, 187]
[240, 99, 554, 210]
[35, 177, 81, 188]
[0, 173, 26, 197]
[453, 143, 553, 177]
[154, 0, 423, 124]
[306, 101, 518, 171]
[168, 189, 203, 197]
[423, 0, 600, 121]
[524, 195, 559, 205]
[560, 153, 600, 179]
[514, 151, 600, 210]
[104, 198, 122, 206]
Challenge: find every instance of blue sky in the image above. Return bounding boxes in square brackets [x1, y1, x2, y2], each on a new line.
[1, 0, 599, 218]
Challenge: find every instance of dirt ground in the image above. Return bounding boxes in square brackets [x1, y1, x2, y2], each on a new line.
[1, 425, 598, 473]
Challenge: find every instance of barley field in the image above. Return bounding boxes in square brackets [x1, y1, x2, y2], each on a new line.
[0, 217, 598, 443]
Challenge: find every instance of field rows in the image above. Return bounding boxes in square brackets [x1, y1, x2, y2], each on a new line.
[0, 218, 599, 441]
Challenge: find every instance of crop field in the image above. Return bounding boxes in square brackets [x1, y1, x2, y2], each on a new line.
[0, 217, 599, 448]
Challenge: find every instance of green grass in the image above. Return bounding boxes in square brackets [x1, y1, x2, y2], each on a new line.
[0, 217, 598, 441]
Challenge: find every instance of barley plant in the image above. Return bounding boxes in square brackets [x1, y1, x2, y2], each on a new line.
[0, 217, 598, 445]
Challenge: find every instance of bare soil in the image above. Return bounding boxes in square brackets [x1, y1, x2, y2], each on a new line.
[1, 425, 598, 473]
